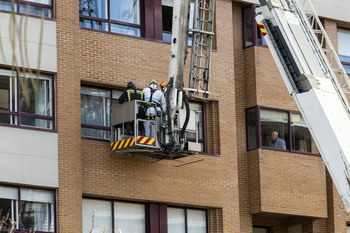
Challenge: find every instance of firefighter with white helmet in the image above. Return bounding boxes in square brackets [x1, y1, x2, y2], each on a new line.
[142, 80, 166, 137]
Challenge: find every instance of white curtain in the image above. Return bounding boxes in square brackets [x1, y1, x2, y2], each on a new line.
[21, 188, 54, 232]
[187, 209, 206, 233]
[114, 202, 145, 233]
[167, 208, 185, 233]
[82, 199, 112, 233]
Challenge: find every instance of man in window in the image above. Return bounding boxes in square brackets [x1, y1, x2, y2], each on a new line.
[268, 131, 286, 150]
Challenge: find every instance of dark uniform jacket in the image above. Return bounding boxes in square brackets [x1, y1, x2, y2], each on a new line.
[118, 88, 144, 104]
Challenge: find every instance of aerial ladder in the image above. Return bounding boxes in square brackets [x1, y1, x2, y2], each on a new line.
[110, 0, 215, 165]
[256, 0, 350, 214]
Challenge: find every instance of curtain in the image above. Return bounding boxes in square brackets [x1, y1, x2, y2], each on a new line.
[187, 209, 206, 233]
[167, 208, 185, 233]
[114, 202, 145, 233]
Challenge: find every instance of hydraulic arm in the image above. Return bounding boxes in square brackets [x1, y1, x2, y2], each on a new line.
[256, 0, 350, 215]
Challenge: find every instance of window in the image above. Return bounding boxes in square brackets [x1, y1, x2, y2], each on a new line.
[185, 102, 204, 151]
[79, 0, 142, 37]
[338, 28, 350, 74]
[347, 224, 350, 233]
[82, 198, 145, 233]
[162, 0, 195, 45]
[81, 86, 122, 140]
[242, 5, 267, 48]
[253, 226, 270, 233]
[82, 198, 208, 233]
[79, 0, 204, 44]
[246, 106, 319, 154]
[0, 185, 55, 232]
[168, 207, 207, 233]
[0, 0, 53, 18]
[0, 69, 54, 130]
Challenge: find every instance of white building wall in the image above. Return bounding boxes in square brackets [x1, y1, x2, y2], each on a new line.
[240, 0, 350, 23]
[0, 126, 58, 188]
[0, 12, 57, 72]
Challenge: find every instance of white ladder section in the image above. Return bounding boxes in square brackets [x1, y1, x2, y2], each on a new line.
[186, 0, 215, 99]
[256, 0, 350, 215]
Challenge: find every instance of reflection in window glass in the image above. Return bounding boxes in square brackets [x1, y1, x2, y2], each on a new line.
[110, 0, 140, 24]
[21, 189, 54, 232]
[246, 107, 257, 150]
[79, 0, 107, 19]
[19, 4, 52, 17]
[338, 28, 350, 73]
[260, 109, 289, 150]
[81, 86, 111, 139]
[110, 24, 141, 37]
[168, 208, 185, 233]
[114, 202, 145, 233]
[79, 19, 108, 31]
[19, 76, 52, 117]
[82, 199, 112, 233]
[291, 113, 319, 154]
[187, 209, 206, 233]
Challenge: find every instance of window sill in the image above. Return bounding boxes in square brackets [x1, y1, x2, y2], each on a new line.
[0, 9, 56, 21]
[0, 122, 56, 133]
[248, 147, 321, 157]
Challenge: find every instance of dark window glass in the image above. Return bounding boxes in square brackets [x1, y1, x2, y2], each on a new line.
[243, 7, 253, 47]
[161, 0, 194, 45]
[242, 5, 267, 48]
[253, 226, 270, 233]
[246, 107, 257, 150]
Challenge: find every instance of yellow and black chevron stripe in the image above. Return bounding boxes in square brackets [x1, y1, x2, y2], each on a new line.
[110, 136, 155, 151]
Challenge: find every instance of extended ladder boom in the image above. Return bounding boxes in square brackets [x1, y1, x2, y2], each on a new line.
[256, 0, 350, 215]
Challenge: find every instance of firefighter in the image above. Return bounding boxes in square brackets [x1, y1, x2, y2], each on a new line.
[160, 81, 168, 97]
[118, 82, 145, 136]
[142, 80, 166, 138]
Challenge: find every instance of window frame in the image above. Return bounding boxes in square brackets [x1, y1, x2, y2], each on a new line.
[245, 105, 320, 156]
[242, 4, 267, 48]
[82, 197, 209, 233]
[185, 101, 206, 152]
[80, 84, 122, 141]
[338, 27, 350, 74]
[0, 69, 55, 131]
[79, 0, 145, 38]
[0, 184, 57, 233]
[0, 0, 54, 18]
[166, 205, 208, 233]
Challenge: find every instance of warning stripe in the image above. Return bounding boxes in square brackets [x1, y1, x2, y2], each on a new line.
[258, 22, 267, 36]
[110, 137, 136, 151]
[137, 136, 156, 146]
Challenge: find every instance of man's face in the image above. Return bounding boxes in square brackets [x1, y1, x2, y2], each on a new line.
[271, 132, 278, 141]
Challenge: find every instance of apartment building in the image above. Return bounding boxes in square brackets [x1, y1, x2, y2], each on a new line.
[0, 0, 349, 232]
